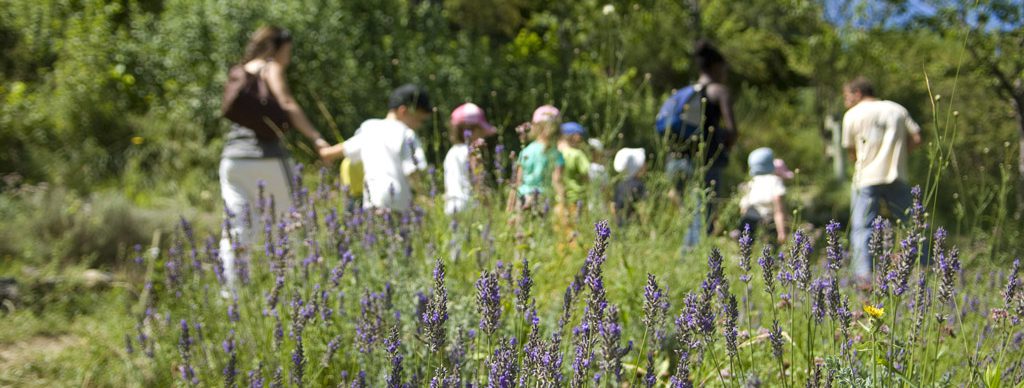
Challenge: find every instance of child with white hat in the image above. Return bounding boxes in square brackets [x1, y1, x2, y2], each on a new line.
[612, 148, 647, 227]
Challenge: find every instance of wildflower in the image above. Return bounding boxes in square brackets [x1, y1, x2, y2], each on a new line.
[669, 350, 692, 388]
[248, 368, 264, 388]
[385, 326, 403, 388]
[758, 245, 776, 295]
[788, 229, 812, 290]
[488, 337, 520, 387]
[430, 367, 459, 388]
[1005, 259, 1024, 321]
[516, 258, 534, 313]
[291, 334, 305, 386]
[223, 334, 237, 388]
[350, 371, 367, 388]
[864, 304, 885, 319]
[597, 305, 630, 382]
[706, 248, 728, 296]
[643, 274, 670, 342]
[769, 320, 785, 360]
[811, 278, 828, 324]
[644, 351, 657, 388]
[178, 319, 198, 385]
[825, 220, 843, 272]
[738, 224, 753, 282]
[423, 257, 449, 352]
[321, 335, 342, 367]
[724, 294, 739, 358]
[476, 270, 502, 336]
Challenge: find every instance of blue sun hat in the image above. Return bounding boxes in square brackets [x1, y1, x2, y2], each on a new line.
[560, 121, 586, 137]
[748, 147, 775, 176]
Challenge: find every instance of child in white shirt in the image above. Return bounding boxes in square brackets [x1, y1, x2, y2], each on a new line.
[738, 147, 789, 243]
[320, 84, 431, 212]
[443, 103, 496, 215]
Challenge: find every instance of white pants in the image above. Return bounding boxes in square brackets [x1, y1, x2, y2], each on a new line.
[219, 158, 293, 285]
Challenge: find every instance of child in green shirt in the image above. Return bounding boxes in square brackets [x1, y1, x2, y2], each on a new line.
[508, 105, 565, 213]
[557, 122, 590, 215]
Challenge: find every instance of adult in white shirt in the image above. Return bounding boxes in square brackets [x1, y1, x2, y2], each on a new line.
[842, 76, 922, 279]
[443, 103, 497, 215]
[320, 84, 431, 212]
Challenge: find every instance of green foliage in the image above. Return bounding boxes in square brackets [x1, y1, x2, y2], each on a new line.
[0, 0, 1020, 253]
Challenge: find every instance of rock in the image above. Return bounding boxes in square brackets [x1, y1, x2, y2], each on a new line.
[81, 269, 113, 288]
[0, 277, 18, 312]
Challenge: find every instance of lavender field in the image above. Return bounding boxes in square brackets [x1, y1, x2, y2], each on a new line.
[115, 172, 1021, 387]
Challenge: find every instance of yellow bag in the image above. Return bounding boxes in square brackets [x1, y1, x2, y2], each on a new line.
[340, 157, 364, 198]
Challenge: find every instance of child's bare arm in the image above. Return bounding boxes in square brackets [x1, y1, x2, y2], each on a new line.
[552, 166, 565, 205]
[773, 195, 786, 243]
[319, 143, 345, 162]
[507, 167, 523, 212]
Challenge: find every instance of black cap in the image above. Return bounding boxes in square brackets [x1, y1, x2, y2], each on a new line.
[387, 84, 432, 112]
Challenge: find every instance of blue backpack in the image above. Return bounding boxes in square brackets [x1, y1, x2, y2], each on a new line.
[655, 84, 705, 140]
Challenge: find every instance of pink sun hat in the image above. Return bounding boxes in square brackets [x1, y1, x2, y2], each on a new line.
[774, 158, 795, 180]
[531, 105, 561, 124]
[451, 103, 497, 137]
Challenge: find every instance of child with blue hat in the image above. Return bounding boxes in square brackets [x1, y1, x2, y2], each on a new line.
[738, 147, 789, 243]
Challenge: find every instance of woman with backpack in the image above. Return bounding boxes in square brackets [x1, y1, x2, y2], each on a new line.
[658, 40, 738, 249]
[219, 26, 330, 286]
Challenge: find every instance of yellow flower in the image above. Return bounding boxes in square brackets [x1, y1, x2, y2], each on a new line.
[863, 304, 885, 319]
[131, 136, 144, 145]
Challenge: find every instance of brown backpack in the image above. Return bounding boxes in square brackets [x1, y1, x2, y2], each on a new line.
[221, 64, 290, 141]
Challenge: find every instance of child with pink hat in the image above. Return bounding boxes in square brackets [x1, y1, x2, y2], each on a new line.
[444, 102, 496, 215]
[507, 105, 565, 213]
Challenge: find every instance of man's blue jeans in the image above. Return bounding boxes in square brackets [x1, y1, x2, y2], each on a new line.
[851, 180, 912, 278]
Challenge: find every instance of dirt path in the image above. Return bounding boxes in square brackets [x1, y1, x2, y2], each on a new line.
[0, 334, 81, 371]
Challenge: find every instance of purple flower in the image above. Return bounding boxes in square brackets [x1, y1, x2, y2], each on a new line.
[248, 368, 264, 388]
[769, 320, 784, 360]
[758, 246, 777, 295]
[423, 258, 449, 353]
[1005, 259, 1023, 320]
[706, 248, 728, 296]
[934, 228, 961, 305]
[487, 337, 520, 388]
[223, 334, 237, 387]
[321, 335, 342, 367]
[738, 224, 753, 280]
[788, 229, 812, 290]
[724, 294, 739, 357]
[385, 326, 404, 388]
[811, 278, 828, 324]
[669, 350, 692, 388]
[644, 351, 657, 388]
[825, 220, 843, 272]
[516, 258, 533, 313]
[291, 335, 305, 386]
[177, 319, 198, 385]
[476, 270, 502, 336]
[643, 274, 670, 343]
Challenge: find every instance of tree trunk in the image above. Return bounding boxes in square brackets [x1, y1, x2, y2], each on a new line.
[1014, 95, 1024, 215]
[689, 0, 702, 41]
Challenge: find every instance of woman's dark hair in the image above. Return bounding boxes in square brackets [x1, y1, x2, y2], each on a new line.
[694, 39, 726, 73]
[242, 26, 293, 63]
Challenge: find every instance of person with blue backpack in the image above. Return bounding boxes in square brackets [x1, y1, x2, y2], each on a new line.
[655, 40, 738, 249]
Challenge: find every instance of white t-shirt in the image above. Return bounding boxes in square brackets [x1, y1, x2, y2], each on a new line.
[588, 163, 608, 184]
[739, 174, 786, 220]
[443, 144, 472, 214]
[342, 119, 426, 211]
[842, 100, 921, 189]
